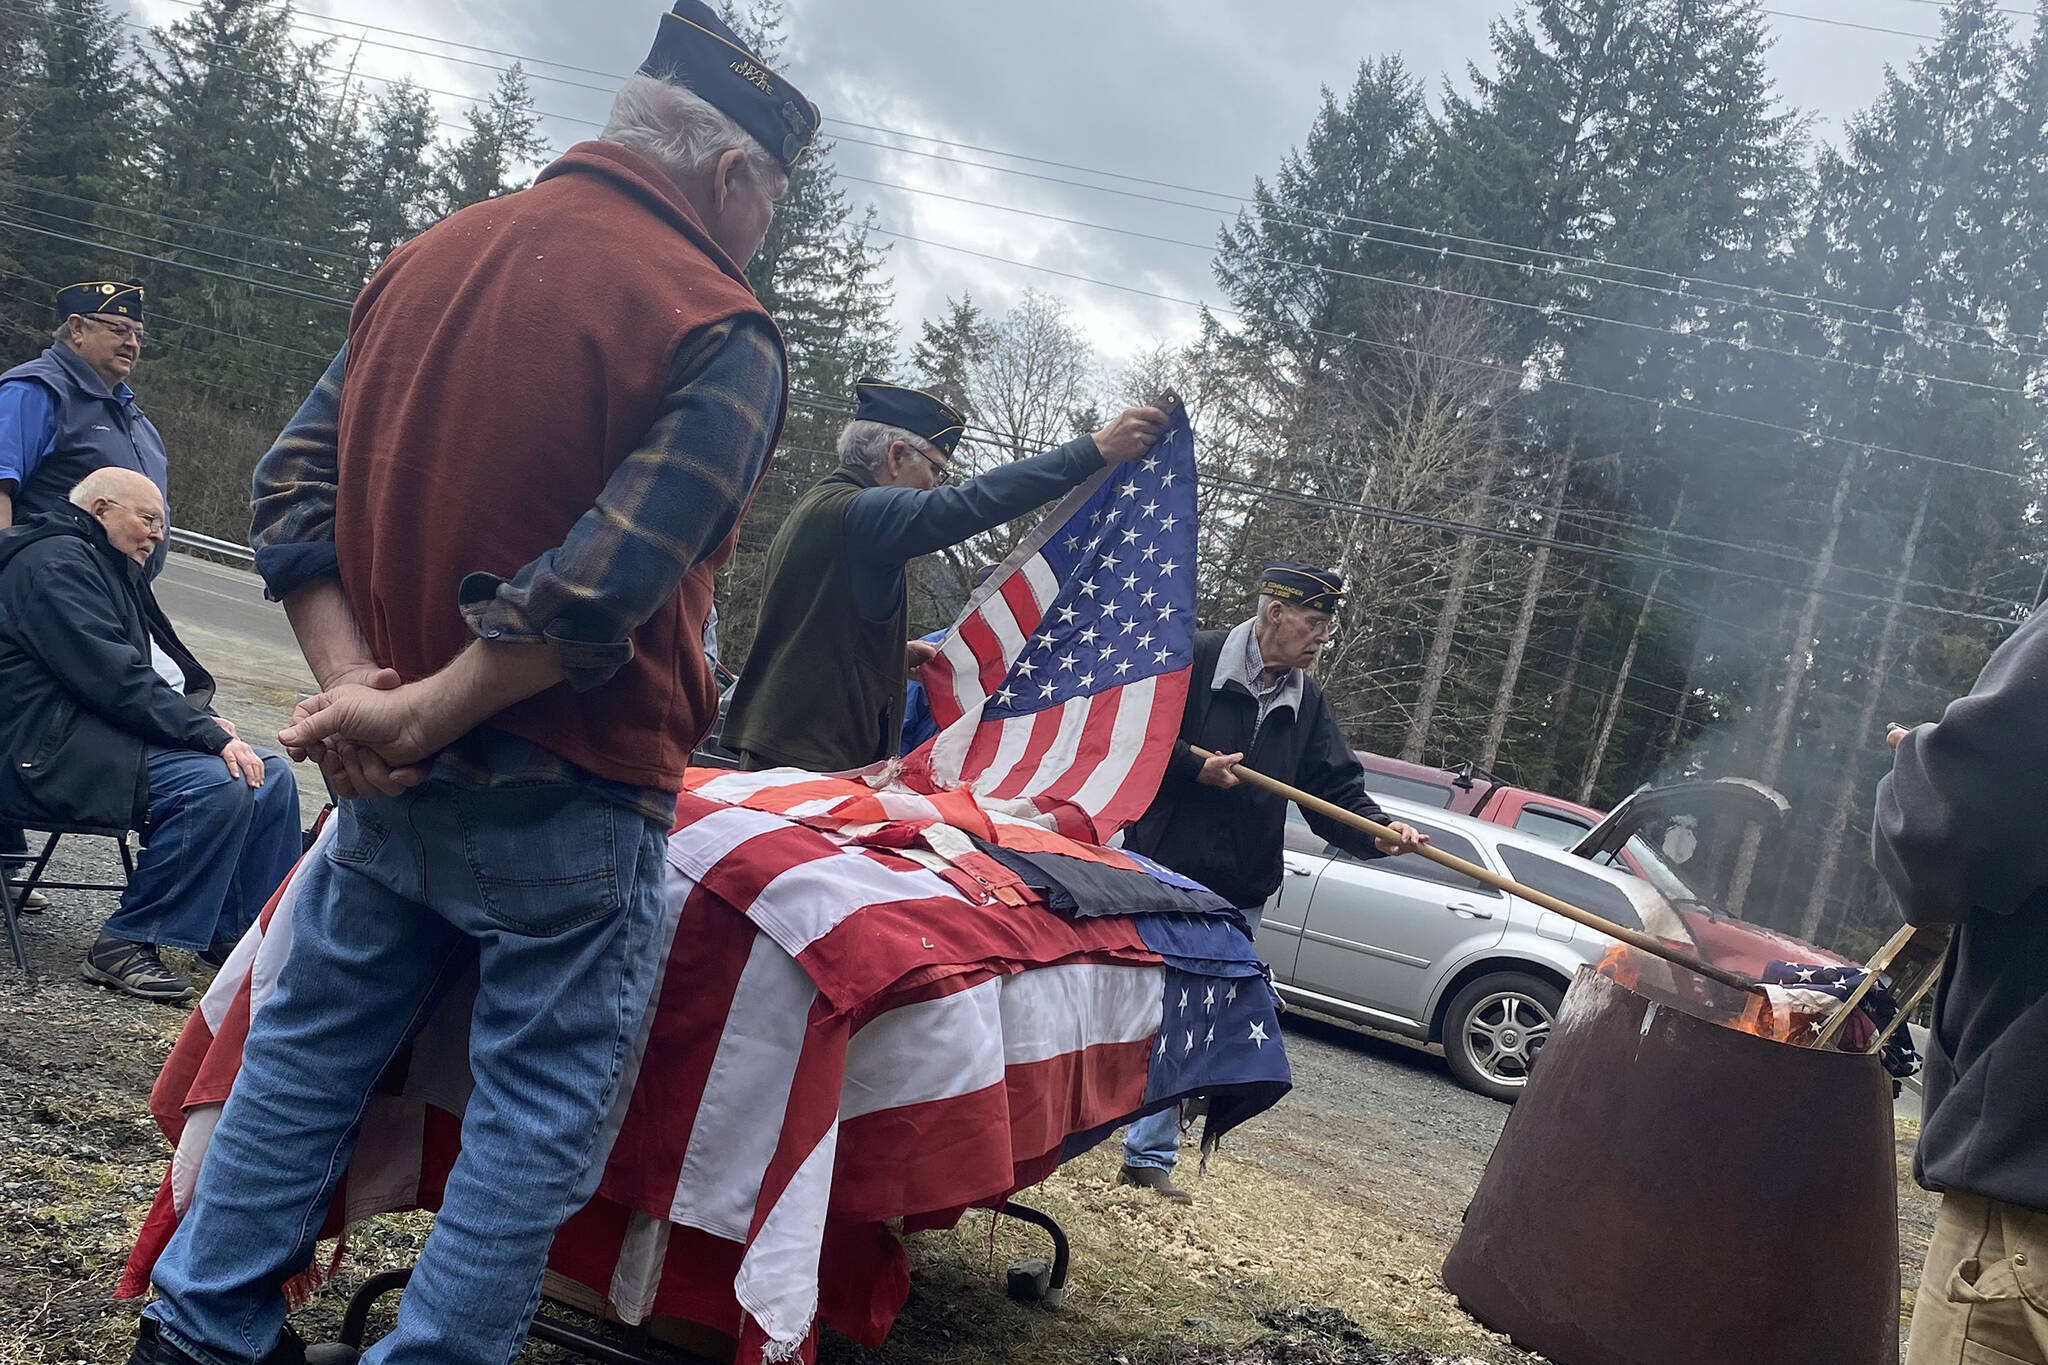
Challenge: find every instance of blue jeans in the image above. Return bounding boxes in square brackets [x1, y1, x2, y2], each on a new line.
[105, 746, 301, 951]
[1124, 1105, 1184, 1171]
[145, 768, 669, 1365]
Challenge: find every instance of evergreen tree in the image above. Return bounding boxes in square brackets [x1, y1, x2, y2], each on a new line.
[1212, 56, 1434, 386]
[2, 0, 141, 297]
[1760, 0, 2040, 937]
[911, 293, 993, 420]
[138, 0, 359, 406]
[714, 1, 899, 666]
[429, 65, 549, 216]
[350, 79, 436, 266]
[0, 2, 37, 316]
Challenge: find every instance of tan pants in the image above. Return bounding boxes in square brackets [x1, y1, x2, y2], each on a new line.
[1908, 1193, 2048, 1365]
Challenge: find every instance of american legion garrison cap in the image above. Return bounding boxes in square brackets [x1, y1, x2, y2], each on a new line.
[639, 0, 819, 173]
[854, 377, 968, 459]
[56, 278, 145, 325]
[1259, 562, 1345, 614]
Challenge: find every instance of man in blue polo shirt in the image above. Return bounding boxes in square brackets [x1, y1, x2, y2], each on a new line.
[1, 279, 171, 562]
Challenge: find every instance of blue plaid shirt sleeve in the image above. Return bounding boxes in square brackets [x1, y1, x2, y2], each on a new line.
[249, 344, 347, 599]
[458, 316, 785, 691]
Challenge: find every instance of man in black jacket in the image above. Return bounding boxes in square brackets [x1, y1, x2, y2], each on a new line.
[1877, 611, 2048, 1365]
[0, 468, 298, 1002]
[1114, 562, 1425, 1201]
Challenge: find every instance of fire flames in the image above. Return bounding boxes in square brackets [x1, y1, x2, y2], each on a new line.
[1594, 944, 1809, 1044]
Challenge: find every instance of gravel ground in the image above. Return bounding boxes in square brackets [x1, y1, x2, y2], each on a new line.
[0, 678, 1940, 1364]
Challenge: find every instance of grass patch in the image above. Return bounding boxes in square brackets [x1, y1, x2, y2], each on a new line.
[813, 1144, 1524, 1365]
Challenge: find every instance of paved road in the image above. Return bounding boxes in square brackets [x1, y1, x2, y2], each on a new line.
[157, 552, 313, 694]
[1247, 1009, 1511, 1245]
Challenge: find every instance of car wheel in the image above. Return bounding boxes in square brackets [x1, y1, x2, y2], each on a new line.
[1442, 972, 1565, 1104]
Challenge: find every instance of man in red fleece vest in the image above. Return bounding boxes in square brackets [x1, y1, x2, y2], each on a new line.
[129, 6, 812, 1363]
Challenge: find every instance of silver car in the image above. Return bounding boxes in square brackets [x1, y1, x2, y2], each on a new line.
[1257, 795, 1696, 1102]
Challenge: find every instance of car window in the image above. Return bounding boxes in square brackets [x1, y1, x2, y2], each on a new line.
[1356, 772, 1457, 809]
[1498, 848, 1644, 931]
[1513, 805, 1594, 849]
[1282, 804, 1328, 856]
[1330, 820, 1503, 897]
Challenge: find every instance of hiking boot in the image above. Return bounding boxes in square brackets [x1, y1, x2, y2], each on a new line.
[80, 935, 194, 1004]
[1118, 1162, 1193, 1205]
[196, 942, 233, 970]
[127, 1320, 358, 1365]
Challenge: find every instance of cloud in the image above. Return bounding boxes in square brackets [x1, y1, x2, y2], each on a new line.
[125, 0, 2013, 374]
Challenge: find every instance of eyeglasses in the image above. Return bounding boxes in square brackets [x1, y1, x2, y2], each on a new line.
[85, 315, 148, 345]
[106, 500, 165, 532]
[907, 443, 952, 484]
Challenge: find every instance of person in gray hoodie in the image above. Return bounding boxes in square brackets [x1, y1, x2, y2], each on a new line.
[1876, 609, 2048, 1365]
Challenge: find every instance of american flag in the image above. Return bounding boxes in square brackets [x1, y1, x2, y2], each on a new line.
[1759, 960, 1919, 1077]
[904, 404, 1198, 840]
[123, 779, 1289, 1364]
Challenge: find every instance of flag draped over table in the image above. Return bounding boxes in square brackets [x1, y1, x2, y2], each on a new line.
[117, 403, 1287, 1363]
[903, 404, 1198, 840]
[123, 779, 1291, 1364]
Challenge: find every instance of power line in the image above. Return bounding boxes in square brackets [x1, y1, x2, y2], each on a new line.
[3, 204, 2030, 607]
[1759, 9, 1939, 40]
[863, 222, 2032, 484]
[0, 217, 356, 308]
[1384, 474, 2027, 610]
[835, 170, 2036, 398]
[1195, 471, 2027, 623]
[7, 199, 364, 293]
[0, 177, 374, 266]
[116, 0, 2048, 357]
[0, 272, 338, 363]
[790, 382, 2028, 609]
[1889, 0, 2037, 19]
[777, 390, 2031, 619]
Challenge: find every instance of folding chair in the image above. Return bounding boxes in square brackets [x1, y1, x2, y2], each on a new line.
[0, 820, 138, 974]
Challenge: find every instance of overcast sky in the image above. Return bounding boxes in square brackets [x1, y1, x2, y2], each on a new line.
[132, 1, 2033, 377]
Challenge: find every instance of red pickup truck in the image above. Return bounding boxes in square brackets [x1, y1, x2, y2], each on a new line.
[1355, 752, 1859, 979]
[1352, 752, 1610, 851]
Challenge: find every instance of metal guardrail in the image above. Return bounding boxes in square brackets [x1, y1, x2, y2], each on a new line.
[168, 526, 255, 565]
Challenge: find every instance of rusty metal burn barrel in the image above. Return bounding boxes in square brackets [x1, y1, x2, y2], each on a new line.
[1441, 967, 1899, 1365]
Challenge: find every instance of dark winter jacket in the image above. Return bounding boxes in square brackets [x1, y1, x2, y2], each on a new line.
[1122, 622, 1388, 911]
[1875, 606, 2048, 1214]
[0, 505, 227, 831]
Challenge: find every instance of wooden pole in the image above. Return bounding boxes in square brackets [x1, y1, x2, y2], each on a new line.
[1193, 747, 1761, 997]
[1868, 959, 1941, 1055]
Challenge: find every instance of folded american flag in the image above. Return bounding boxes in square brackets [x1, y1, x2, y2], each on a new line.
[122, 787, 1290, 1363]
[903, 404, 1198, 840]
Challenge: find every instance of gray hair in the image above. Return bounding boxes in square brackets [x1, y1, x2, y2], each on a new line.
[838, 419, 932, 471]
[601, 73, 787, 196]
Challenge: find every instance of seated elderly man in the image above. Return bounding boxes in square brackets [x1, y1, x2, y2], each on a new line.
[0, 468, 298, 1002]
